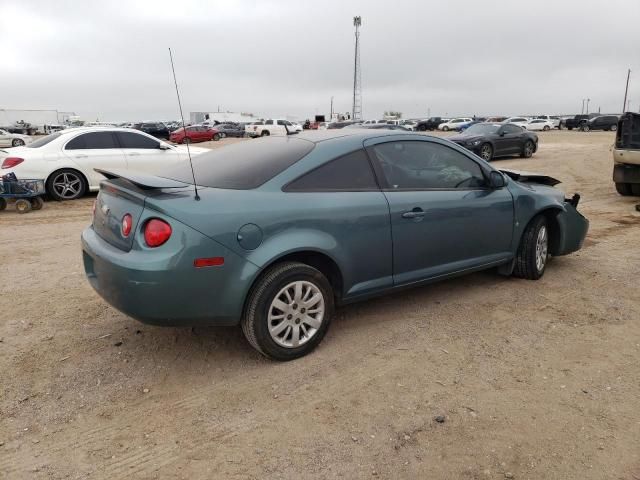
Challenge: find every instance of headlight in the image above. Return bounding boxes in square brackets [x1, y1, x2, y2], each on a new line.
[468, 140, 482, 146]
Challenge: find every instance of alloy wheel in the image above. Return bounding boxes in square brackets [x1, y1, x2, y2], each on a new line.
[268, 280, 325, 348]
[535, 225, 548, 272]
[12, 139, 25, 147]
[524, 141, 534, 157]
[480, 144, 492, 161]
[52, 172, 82, 199]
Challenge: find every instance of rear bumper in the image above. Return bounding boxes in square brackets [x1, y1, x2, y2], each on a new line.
[82, 224, 258, 327]
[554, 202, 589, 256]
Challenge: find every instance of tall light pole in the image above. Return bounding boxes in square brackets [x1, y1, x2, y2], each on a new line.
[330, 96, 334, 121]
[581, 99, 586, 114]
[352, 16, 362, 121]
[586, 98, 590, 114]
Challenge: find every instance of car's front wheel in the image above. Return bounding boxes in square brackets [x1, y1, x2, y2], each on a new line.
[513, 215, 548, 280]
[12, 139, 25, 147]
[543, 125, 550, 131]
[479, 143, 493, 161]
[242, 262, 334, 361]
[442, 126, 449, 131]
[611, 124, 618, 132]
[213, 133, 221, 141]
[46, 169, 87, 201]
[581, 124, 590, 132]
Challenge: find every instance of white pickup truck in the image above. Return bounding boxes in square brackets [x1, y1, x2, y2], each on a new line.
[246, 119, 295, 137]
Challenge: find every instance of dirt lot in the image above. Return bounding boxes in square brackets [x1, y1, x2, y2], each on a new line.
[1, 130, 639, 479]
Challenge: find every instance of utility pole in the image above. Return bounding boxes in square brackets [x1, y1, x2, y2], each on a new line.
[581, 99, 586, 114]
[352, 16, 362, 121]
[330, 96, 334, 121]
[622, 69, 631, 113]
[427, 107, 431, 117]
[586, 98, 590, 114]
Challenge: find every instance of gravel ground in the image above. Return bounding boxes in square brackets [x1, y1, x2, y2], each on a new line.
[1, 130, 639, 479]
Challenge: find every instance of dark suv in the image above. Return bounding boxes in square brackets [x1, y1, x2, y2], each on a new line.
[562, 114, 599, 130]
[415, 117, 444, 131]
[132, 122, 170, 140]
[582, 115, 619, 132]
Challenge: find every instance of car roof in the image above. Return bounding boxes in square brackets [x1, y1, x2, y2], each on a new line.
[294, 129, 421, 143]
[56, 126, 146, 135]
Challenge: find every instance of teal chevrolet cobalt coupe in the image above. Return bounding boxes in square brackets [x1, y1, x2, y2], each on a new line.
[82, 130, 588, 360]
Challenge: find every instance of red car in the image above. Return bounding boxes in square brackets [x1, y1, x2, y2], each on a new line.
[169, 125, 220, 144]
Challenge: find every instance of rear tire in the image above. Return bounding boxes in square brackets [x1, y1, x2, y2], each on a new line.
[261, 130, 270, 137]
[46, 169, 87, 201]
[581, 124, 590, 132]
[418, 125, 427, 131]
[631, 184, 640, 196]
[15, 199, 32, 214]
[543, 125, 550, 131]
[521, 140, 535, 158]
[0, 198, 6, 211]
[442, 126, 450, 131]
[213, 133, 221, 141]
[513, 215, 548, 280]
[615, 183, 632, 196]
[611, 124, 618, 132]
[242, 262, 334, 361]
[30, 196, 44, 210]
[12, 139, 25, 147]
[568, 127, 573, 131]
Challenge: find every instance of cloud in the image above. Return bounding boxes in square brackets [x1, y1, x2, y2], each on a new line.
[1, 0, 639, 121]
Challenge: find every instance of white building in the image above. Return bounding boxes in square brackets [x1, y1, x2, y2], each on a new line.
[190, 111, 257, 124]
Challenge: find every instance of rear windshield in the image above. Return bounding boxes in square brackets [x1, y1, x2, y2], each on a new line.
[27, 133, 61, 148]
[163, 137, 315, 189]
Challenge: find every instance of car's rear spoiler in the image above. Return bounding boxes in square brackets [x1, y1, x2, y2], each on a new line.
[499, 169, 561, 187]
[95, 169, 190, 190]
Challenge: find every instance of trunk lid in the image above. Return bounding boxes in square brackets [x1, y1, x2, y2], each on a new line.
[92, 169, 190, 251]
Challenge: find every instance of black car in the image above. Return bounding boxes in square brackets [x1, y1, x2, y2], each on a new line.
[215, 123, 246, 138]
[562, 114, 599, 131]
[343, 123, 412, 131]
[132, 122, 170, 139]
[415, 117, 444, 131]
[448, 123, 538, 161]
[581, 115, 619, 132]
[327, 121, 358, 129]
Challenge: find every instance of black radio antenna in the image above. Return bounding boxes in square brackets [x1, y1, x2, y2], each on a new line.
[168, 47, 199, 201]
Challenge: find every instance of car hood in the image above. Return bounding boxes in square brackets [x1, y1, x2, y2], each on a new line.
[448, 134, 484, 143]
[173, 145, 208, 156]
[500, 169, 561, 187]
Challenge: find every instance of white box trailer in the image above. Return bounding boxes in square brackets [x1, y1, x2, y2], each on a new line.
[0, 109, 73, 134]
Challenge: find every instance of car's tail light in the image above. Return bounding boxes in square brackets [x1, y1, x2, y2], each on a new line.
[121, 214, 132, 237]
[1, 157, 24, 169]
[144, 219, 171, 247]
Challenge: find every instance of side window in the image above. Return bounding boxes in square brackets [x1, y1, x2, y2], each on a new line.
[277, 120, 286, 126]
[504, 124, 522, 134]
[116, 131, 160, 149]
[285, 150, 378, 192]
[65, 132, 118, 150]
[371, 141, 486, 190]
[265, 120, 274, 125]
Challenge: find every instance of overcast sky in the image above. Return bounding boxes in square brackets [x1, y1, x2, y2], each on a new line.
[2, 0, 639, 122]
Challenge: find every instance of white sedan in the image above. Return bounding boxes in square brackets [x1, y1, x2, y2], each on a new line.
[0, 129, 33, 148]
[503, 117, 530, 128]
[526, 119, 554, 131]
[437, 118, 473, 131]
[0, 127, 207, 200]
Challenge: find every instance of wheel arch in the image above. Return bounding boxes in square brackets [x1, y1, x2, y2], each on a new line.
[522, 207, 564, 256]
[246, 249, 345, 305]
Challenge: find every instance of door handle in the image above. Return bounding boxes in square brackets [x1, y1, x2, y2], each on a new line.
[75, 154, 88, 158]
[402, 208, 425, 219]
[128, 152, 141, 156]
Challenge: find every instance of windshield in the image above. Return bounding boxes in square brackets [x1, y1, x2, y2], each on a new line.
[464, 124, 500, 135]
[27, 133, 62, 148]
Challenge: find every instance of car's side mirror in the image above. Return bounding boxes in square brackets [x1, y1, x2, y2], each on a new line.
[489, 171, 506, 188]
[498, 130, 506, 137]
[158, 143, 171, 150]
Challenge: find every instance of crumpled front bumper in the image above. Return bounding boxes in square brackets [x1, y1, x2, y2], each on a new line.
[554, 198, 589, 256]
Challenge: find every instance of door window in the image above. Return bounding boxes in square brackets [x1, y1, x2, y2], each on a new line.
[503, 124, 523, 134]
[65, 132, 119, 150]
[371, 141, 486, 190]
[116, 132, 160, 149]
[284, 150, 378, 192]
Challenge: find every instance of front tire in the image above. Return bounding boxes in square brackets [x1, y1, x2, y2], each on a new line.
[611, 124, 618, 132]
[30, 196, 44, 210]
[521, 140, 535, 158]
[12, 139, 25, 147]
[0, 198, 6, 211]
[261, 130, 270, 137]
[213, 133, 221, 141]
[479, 143, 493, 161]
[543, 125, 550, 131]
[242, 262, 334, 361]
[581, 124, 590, 132]
[15, 199, 32, 214]
[442, 126, 450, 131]
[513, 215, 548, 280]
[46, 169, 87, 201]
